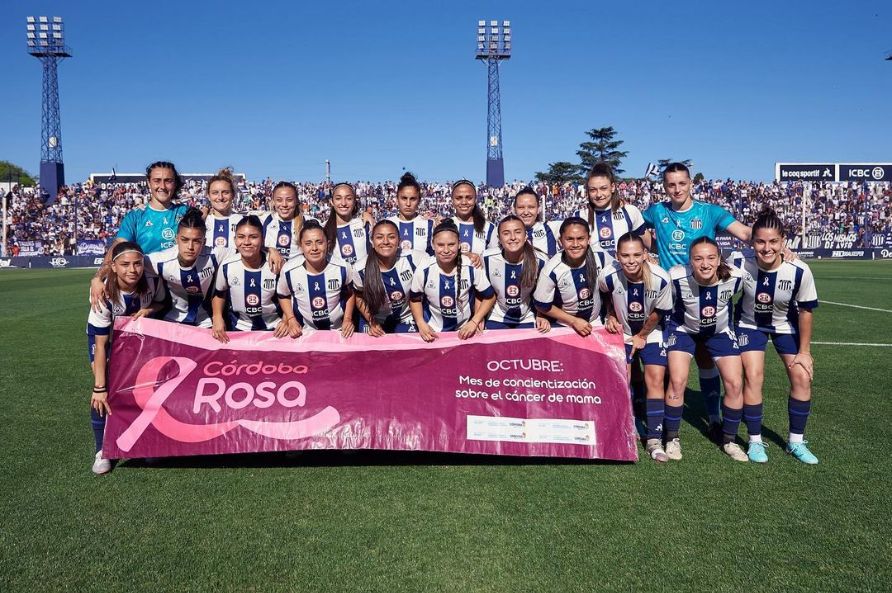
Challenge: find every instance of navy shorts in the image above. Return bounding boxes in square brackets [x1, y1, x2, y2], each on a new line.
[666, 326, 740, 358]
[625, 342, 667, 367]
[735, 327, 799, 355]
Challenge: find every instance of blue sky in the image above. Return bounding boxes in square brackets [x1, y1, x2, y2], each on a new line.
[2, 0, 890, 183]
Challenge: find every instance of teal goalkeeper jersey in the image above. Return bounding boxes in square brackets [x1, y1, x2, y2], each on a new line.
[115, 203, 190, 254]
[642, 200, 736, 267]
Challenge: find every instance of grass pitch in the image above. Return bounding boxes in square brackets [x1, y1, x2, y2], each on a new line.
[1, 261, 890, 592]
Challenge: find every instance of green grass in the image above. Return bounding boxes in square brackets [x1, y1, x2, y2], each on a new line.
[1, 261, 891, 592]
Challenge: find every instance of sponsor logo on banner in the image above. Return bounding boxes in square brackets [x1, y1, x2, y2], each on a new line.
[50, 257, 69, 268]
[94, 258, 105, 265]
[0, 259, 12, 268]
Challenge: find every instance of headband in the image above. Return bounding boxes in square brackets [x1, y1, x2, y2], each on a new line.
[112, 249, 143, 261]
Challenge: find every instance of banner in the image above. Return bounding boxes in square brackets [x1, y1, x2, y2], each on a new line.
[76, 240, 107, 256]
[102, 318, 637, 461]
[16, 240, 42, 257]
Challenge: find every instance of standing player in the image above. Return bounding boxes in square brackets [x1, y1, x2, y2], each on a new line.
[204, 167, 242, 251]
[261, 181, 317, 261]
[483, 215, 550, 331]
[601, 232, 673, 462]
[354, 220, 427, 335]
[277, 221, 356, 338]
[148, 208, 229, 328]
[87, 242, 165, 474]
[665, 238, 748, 462]
[410, 220, 495, 342]
[533, 217, 613, 337]
[324, 183, 371, 265]
[450, 180, 499, 257]
[211, 215, 285, 342]
[574, 163, 646, 257]
[642, 162, 753, 436]
[513, 187, 563, 257]
[387, 172, 435, 256]
[731, 209, 819, 464]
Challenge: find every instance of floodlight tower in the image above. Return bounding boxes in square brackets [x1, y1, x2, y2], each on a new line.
[476, 20, 511, 188]
[26, 16, 71, 203]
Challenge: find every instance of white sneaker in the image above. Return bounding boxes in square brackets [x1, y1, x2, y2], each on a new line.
[92, 450, 112, 475]
[665, 438, 682, 461]
[722, 442, 749, 462]
[646, 439, 669, 462]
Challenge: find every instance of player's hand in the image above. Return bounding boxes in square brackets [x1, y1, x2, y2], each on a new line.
[535, 317, 551, 334]
[629, 334, 646, 358]
[419, 323, 438, 343]
[288, 318, 303, 339]
[458, 319, 479, 340]
[467, 252, 483, 269]
[569, 318, 592, 337]
[361, 211, 375, 226]
[605, 315, 621, 334]
[367, 321, 386, 337]
[91, 389, 112, 417]
[90, 277, 107, 311]
[200, 205, 210, 219]
[789, 352, 813, 380]
[340, 319, 355, 339]
[212, 319, 230, 344]
[131, 308, 152, 320]
[274, 319, 290, 338]
[268, 249, 284, 274]
[782, 246, 798, 261]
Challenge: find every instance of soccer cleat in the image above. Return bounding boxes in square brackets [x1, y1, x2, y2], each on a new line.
[747, 441, 769, 463]
[646, 439, 669, 462]
[722, 442, 749, 462]
[787, 441, 819, 465]
[92, 450, 112, 475]
[665, 438, 682, 461]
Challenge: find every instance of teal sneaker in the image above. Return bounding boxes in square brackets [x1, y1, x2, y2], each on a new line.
[747, 441, 769, 463]
[787, 441, 819, 465]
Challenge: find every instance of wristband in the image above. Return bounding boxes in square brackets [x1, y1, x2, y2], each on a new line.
[93, 386, 107, 393]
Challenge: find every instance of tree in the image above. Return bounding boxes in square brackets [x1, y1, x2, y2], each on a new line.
[535, 162, 582, 185]
[576, 127, 628, 176]
[0, 161, 36, 187]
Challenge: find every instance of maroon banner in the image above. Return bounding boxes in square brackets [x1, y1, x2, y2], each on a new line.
[102, 318, 637, 461]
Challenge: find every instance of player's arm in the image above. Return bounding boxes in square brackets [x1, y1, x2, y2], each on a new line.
[459, 292, 495, 340]
[409, 297, 436, 342]
[90, 335, 112, 417]
[726, 221, 752, 242]
[276, 295, 302, 339]
[90, 238, 127, 310]
[535, 304, 592, 337]
[340, 286, 356, 338]
[630, 311, 661, 357]
[267, 248, 284, 275]
[791, 309, 814, 379]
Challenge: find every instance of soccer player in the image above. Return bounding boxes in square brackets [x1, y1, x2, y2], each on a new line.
[665, 238, 748, 462]
[450, 180, 499, 257]
[148, 207, 229, 328]
[409, 220, 495, 342]
[260, 181, 317, 261]
[641, 162, 753, 437]
[90, 161, 190, 307]
[600, 232, 673, 462]
[277, 220, 356, 338]
[731, 209, 819, 464]
[204, 167, 242, 250]
[483, 215, 550, 331]
[533, 217, 613, 337]
[323, 182, 371, 266]
[387, 172, 435, 256]
[87, 242, 165, 474]
[211, 215, 286, 342]
[354, 220, 427, 335]
[513, 187, 563, 257]
[574, 163, 646, 256]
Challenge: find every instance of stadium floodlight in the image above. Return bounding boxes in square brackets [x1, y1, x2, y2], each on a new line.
[474, 19, 512, 188]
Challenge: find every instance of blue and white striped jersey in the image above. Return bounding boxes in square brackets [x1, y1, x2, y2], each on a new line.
[86, 278, 164, 361]
[353, 251, 427, 327]
[260, 212, 319, 260]
[215, 253, 282, 331]
[333, 218, 371, 265]
[277, 257, 354, 331]
[668, 264, 747, 336]
[483, 247, 548, 325]
[526, 221, 564, 257]
[387, 215, 435, 256]
[729, 252, 819, 334]
[599, 261, 672, 344]
[450, 216, 499, 255]
[148, 245, 229, 328]
[205, 213, 241, 250]
[533, 251, 614, 325]
[410, 255, 494, 332]
[572, 205, 646, 256]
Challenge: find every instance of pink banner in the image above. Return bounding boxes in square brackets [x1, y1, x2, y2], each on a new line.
[102, 318, 638, 461]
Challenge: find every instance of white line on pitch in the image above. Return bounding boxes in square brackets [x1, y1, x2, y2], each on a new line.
[813, 342, 892, 347]
[822, 301, 892, 313]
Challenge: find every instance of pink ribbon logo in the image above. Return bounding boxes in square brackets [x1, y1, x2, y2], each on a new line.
[116, 356, 341, 452]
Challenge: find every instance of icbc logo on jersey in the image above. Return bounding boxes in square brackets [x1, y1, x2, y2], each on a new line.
[441, 295, 454, 308]
[757, 292, 772, 303]
[312, 296, 326, 309]
[579, 288, 591, 300]
[629, 302, 643, 312]
[278, 234, 291, 247]
[599, 227, 612, 239]
[401, 240, 412, 251]
[507, 285, 520, 297]
[460, 243, 471, 253]
[215, 237, 227, 247]
[341, 244, 354, 256]
[389, 291, 404, 303]
[701, 305, 716, 323]
[246, 294, 260, 306]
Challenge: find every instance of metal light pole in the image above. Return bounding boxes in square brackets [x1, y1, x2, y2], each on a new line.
[26, 16, 71, 204]
[476, 20, 511, 188]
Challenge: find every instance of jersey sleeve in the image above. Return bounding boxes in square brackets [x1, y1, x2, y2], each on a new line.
[472, 264, 494, 298]
[796, 265, 819, 309]
[150, 278, 166, 304]
[352, 268, 365, 292]
[627, 205, 646, 233]
[215, 263, 230, 294]
[276, 268, 292, 297]
[641, 205, 657, 229]
[87, 298, 113, 335]
[115, 209, 140, 243]
[486, 223, 499, 250]
[597, 267, 611, 293]
[409, 265, 427, 299]
[533, 269, 557, 311]
[654, 276, 673, 314]
[709, 203, 736, 231]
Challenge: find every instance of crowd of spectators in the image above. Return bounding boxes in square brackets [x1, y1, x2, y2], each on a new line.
[3, 175, 890, 257]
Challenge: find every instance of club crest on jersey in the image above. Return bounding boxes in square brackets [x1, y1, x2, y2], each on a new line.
[690, 218, 703, 230]
[312, 296, 325, 309]
[230, 276, 240, 286]
[277, 234, 291, 247]
[246, 294, 260, 306]
[507, 285, 520, 297]
[661, 217, 669, 224]
[113, 304, 125, 315]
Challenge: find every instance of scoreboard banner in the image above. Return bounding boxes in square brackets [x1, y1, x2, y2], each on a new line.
[102, 318, 638, 462]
